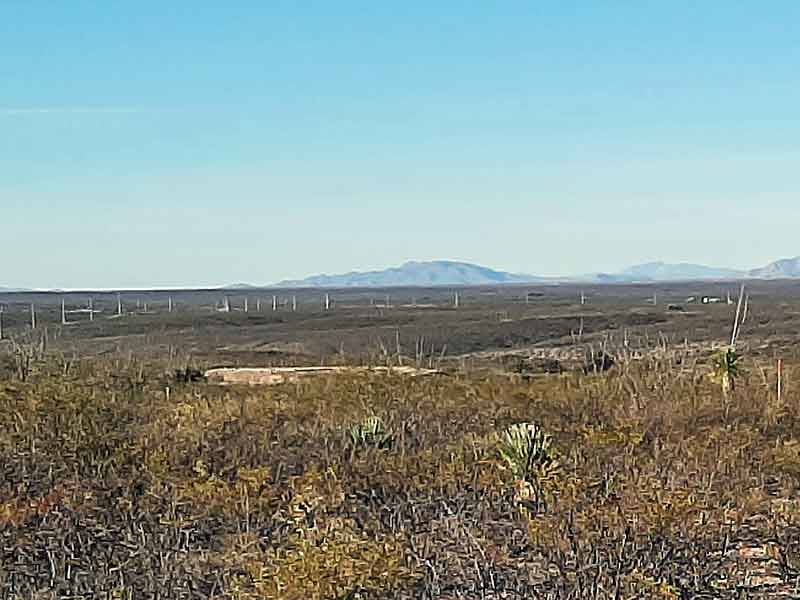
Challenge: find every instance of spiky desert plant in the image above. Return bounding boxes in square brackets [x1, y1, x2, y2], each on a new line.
[711, 346, 740, 395]
[500, 422, 558, 481]
[499, 423, 560, 513]
[348, 416, 395, 450]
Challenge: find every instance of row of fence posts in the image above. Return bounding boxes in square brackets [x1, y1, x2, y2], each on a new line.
[0, 290, 466, 337]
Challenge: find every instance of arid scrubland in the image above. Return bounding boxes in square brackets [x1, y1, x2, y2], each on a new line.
[2, 344, 800, 599]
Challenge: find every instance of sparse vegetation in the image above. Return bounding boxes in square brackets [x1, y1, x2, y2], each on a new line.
[2, 283, 800, 597]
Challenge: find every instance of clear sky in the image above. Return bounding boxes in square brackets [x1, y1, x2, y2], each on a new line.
[2, 2, 799, 289]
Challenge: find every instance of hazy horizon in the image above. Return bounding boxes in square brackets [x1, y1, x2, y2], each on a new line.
[3, 3, 799, 288]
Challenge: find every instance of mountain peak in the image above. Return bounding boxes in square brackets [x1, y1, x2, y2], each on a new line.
[275, 260, 543, 288]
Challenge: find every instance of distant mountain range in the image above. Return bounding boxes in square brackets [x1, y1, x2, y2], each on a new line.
[269, 257, 800, 288]
[616, 262, 746, 282]
[4, 257, 800, 292]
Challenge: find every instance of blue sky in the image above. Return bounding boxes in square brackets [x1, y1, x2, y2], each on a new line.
[2, 2, 799, 288]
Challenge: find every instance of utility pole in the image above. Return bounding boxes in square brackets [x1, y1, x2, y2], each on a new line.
[62, 298, 67, 325]
[325, 293, 331, 311]
[117, 293, 122, 316]
[89, 298, 94, 322]
[272, 295, 277, 311]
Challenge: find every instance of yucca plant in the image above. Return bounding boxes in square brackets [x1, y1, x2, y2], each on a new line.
[711, 346, 740, 395]
[348, 416, 395, 450]
[499, 422, 560, 513]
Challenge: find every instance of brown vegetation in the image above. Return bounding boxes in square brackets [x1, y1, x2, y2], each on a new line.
[2, 282, 800, 597]
[1, 346, 799, 598]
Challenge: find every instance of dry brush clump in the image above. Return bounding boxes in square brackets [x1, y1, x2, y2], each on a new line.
[1, 354, 800, 597]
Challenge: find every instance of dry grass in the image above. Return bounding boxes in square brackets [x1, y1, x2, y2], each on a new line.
[1, 350, 800, 598]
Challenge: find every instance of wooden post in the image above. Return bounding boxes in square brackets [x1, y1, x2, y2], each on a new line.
[272, 295, 277, 311]
[30, 303, 36, 330]
[454, 291, 459, 308]
[244, 297, 249, 313]
[62, 298, 67, 325]
[325, 293, 330, 311]
[117, 293, 122, 316]
[580, 291, 586, 306]
[256, 298, 262, 312]
[89, 298, 94, 322]
[168, 296, 173, 313]
[292, 295, 297, 311]
[224, 296, 230, 313]
[731, 283, 746, 347]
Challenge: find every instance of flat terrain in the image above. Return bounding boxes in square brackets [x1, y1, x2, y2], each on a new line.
[3, 280, 800, 368]
[2, 281, 800, 598]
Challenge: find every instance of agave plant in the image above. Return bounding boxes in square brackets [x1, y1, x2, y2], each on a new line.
[348, 416, 395, 450]
[499, 422, 559, 483]
[499, 423, 561, 516]
[711, 346, 740, 395]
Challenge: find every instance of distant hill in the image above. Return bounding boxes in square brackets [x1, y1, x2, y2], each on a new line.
[0, 287, 32, 293]
[749, 257, 800, 279]
[222, 283, 261, 290]
[275, 260, 546, 288]
[618, 262, 746, 282]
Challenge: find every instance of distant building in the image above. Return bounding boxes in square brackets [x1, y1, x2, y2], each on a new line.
[701, 296, 722, 304]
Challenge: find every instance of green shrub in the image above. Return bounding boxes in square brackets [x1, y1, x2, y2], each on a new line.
[348, 416, 395, 450]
